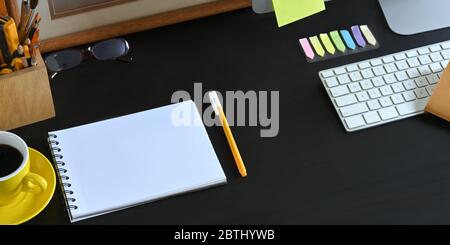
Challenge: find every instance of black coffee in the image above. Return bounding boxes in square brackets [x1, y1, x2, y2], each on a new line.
[0, 144, 23, 177]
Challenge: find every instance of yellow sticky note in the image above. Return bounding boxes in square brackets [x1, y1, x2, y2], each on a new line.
[272, 0, 326, 27]
[320, 33, 335, 55]
[309, 36, 325, 57]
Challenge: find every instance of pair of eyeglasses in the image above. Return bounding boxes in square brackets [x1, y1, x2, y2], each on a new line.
[45, 38, 131, 79]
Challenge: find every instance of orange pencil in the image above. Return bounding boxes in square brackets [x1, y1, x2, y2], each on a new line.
[209, 91, 247, 177]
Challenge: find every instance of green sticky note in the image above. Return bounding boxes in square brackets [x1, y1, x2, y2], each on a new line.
[272, 0, 326, 27]
[320, 33, 335, 55]
[309, 36, 325, 57]
[330, 31, 346, 52]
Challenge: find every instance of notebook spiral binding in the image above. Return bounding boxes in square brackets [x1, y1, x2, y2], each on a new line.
[48, 134, 78, 210]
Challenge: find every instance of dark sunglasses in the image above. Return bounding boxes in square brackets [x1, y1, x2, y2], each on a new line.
[45, 38, 131, 78]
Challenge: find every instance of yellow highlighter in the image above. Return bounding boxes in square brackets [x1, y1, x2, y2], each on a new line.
[209, 91, 247, 177]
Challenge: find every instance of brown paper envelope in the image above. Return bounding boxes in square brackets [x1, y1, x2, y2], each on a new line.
[425, 64, 450, 121]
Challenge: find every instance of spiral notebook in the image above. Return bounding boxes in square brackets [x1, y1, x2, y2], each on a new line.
[48, 101, 227, 223]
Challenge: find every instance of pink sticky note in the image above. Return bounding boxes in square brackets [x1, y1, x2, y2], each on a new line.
[299, 38, 315, 60]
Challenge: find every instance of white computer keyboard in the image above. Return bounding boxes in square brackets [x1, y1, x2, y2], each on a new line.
[319, 40, 450, 132]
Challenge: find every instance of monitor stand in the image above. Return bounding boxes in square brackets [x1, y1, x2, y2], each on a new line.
[251, 0, 273, 14]
[379, 0, 450, 35]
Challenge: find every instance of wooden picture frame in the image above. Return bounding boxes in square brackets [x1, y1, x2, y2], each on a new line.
[4, 0, 251, 53]
[47, 0, 138, 19]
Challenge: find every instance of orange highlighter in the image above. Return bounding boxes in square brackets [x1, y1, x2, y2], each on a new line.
[209, 91, 247, 177]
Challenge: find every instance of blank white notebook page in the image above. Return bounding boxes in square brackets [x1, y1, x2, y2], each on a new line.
[49, 101, 226, 222]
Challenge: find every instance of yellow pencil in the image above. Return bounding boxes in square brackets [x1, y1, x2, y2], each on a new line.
[209, 91, 247, 177]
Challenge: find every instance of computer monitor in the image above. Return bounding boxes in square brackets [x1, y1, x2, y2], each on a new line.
[379, 0, 450, 35]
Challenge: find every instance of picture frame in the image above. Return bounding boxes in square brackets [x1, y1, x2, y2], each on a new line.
[4, 0, 251, 53]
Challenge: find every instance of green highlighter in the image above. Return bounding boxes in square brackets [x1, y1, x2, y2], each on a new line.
[330, 31, 346, 53]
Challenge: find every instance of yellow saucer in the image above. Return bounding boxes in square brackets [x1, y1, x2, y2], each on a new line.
[0, 148, 56, 225]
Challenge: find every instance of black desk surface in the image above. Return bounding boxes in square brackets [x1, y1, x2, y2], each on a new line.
[17, 0, 450, 224]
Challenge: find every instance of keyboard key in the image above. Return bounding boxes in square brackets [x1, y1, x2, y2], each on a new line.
[334, 67, 346, 75]
[359, 62, 370, 69]
[356, 91, 370, 102]
[384, 63, 397, 73]
[426, 74, 439, 84]
[418, 66, 432, 76]
[395, 71, 408, 81]
[394, 53, 406, 60]
[330, 85, 350, 97]
[395, 60, 409, 70]
[415, 77, 428, 87]
[379, 96, 393, 107]
[430, 44, 442, 52]
[430, 52, 443, 62]
[441, 41, 450, 49]
[407, 68, 421, 78]
[361, 69, 375, 79]
[407, 57, 420, 67]
[403, 80, 417, 90]
[382, 56, 395, 63]
[380, 85, 394, 96]
[368, 88, 382, 99]
[430, 63, 443, 73]
[396, 98, 428, 116]
[383, 74, 397, 84]
[367, 100, 381, 110]
[337, 74, 351, 84]
[335, 94, 358, 107]
[345, 115, 366, 129]
[391, 82, 405, 93]
[373, 66, 386, 76]
[360, 79, 373, 90]
[325, 77, 339, 87]
[340, 103, 369, 117]
[348, 82, 362, 93]
[363, 111, 381, 124]
[378, 107, 399, 120]
[414, 88, 429, 98]
[441, 60, 449, 69]
[372, 77, 385, 87]
[349, 71, 363, 81]
[370, 59, 383, 66]
[391, 94, 405, 104]
[346, 65, 358, 72]
[418, 55, 432, 65]
[322, 70, 334, 78]
[441, 49, 450, 59]
[418, 48, 430, 55]
[402, 91, 416, 101]
[406, 50, 418, 57]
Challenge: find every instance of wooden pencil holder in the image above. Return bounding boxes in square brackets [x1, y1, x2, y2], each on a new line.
[0, 50, 55, 130]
